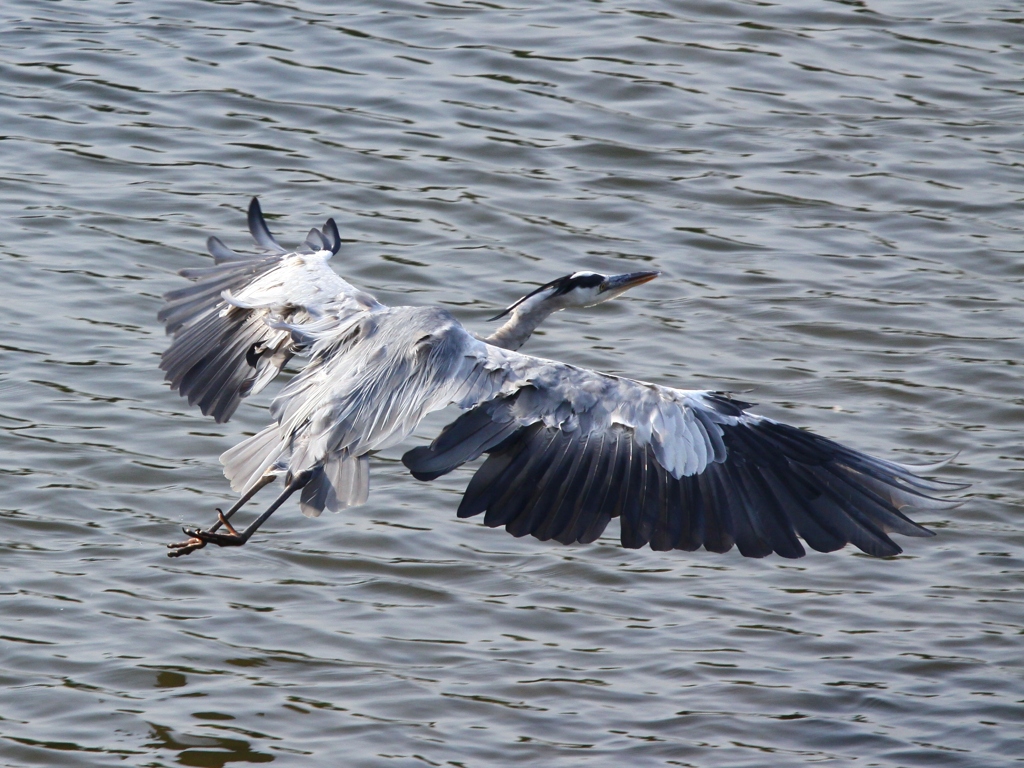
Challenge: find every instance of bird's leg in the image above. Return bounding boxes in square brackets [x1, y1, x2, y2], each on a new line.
[167, 474, 276, 557]
[169, 471, 313, 555]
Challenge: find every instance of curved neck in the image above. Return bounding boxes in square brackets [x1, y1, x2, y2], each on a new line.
[483, 296, 561, 351]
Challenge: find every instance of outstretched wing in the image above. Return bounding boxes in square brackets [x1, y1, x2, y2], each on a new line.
[205, 300, 961, 556]
[403, 341, 965, 559]
[158, 198, 382, 422]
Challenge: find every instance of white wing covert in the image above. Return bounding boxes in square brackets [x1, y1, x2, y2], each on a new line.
[158, 198, 382, 422]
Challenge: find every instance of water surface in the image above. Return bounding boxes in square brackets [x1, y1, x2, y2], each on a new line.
[0, 1, 1022, 766]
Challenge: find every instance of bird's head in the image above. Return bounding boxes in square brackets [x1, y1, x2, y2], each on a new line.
[489, 270, 660, 321]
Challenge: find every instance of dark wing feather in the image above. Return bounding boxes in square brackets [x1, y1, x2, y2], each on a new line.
[247, 197, 287, 253]
[206, 235, 248, 263]
[322, 219, 341, 255]
[159, 256, 289, 422]
[163, 310, 283, 422]
[304, 227, 327, 253]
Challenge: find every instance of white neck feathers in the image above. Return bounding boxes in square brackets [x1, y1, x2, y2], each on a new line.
[483, 292, 561, 351]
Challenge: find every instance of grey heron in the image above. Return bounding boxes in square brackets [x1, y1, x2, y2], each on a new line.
[160, 199, 963, 558]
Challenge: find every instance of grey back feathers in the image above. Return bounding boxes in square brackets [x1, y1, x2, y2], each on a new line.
[159, 200, 965, 558]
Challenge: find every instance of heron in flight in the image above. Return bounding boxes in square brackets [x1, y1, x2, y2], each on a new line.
[160, 199, 962, 558]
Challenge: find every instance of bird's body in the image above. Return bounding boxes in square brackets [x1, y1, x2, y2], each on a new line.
[160, 199, 963, 558]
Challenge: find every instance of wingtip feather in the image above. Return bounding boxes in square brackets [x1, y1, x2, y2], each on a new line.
[247, 197, 286, 253]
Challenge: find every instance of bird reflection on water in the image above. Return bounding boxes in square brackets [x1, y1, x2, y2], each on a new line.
[159, 200, 964, 559]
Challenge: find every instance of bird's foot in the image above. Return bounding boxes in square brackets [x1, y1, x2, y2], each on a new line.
[189, 528, 246, 547]
[167, 528, 207, 558]
[166, 513, 247, 557]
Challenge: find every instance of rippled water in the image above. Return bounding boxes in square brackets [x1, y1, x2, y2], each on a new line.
[1, 1, 1022, 765]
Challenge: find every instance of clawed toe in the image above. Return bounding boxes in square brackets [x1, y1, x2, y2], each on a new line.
[216, 508, 240, 537]
[167, 530, 207, 558]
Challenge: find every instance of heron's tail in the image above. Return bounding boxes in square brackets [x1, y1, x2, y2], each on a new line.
[298, 454, 370, 518]
[220, 424, 287, 495]
[221, 426, 370, 517]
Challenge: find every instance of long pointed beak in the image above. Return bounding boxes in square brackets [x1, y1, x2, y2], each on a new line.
[599, 270, 660, 294]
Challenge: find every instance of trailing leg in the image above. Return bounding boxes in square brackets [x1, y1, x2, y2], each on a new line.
[167, 474, 275, 557]
[168, 471, 313, 556]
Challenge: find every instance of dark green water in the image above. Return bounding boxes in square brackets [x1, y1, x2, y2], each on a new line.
[0, 1, 1021, 765]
